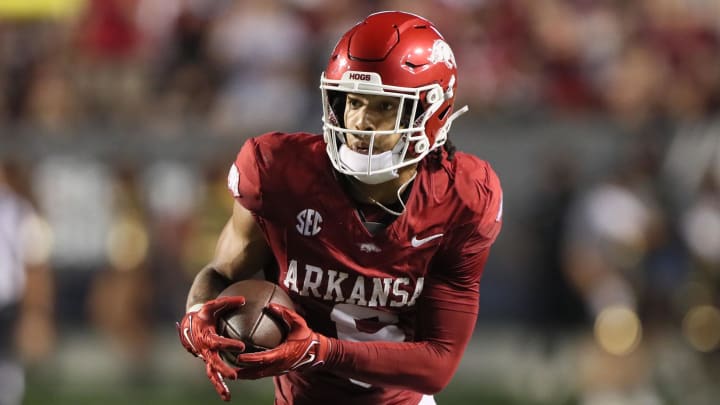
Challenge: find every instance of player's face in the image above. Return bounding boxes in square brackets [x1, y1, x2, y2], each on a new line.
[344, 93, 402, 155]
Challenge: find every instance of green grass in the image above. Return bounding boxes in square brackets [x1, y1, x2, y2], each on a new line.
[24, 379, 575, 405]
[24, 381, 274, 405]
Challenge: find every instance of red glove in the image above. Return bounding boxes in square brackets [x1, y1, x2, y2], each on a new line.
[233, 303, 331, 379]
[176, 296, 248, 401]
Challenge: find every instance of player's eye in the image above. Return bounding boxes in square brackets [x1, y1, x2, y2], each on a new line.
[347, 97, 363, 109]
[380, 101, 398, 112]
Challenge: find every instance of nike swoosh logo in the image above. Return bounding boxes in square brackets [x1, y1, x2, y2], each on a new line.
[411, 233, 444, 247]
[291, 340, 319, 370]
[183, 315, 200, 354]
[183, 327, 200, 353]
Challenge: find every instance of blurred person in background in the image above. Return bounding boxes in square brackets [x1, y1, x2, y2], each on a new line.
[561, 136, 685, 404]
[138, 0, 225, 131]
[681, 166, 720, 293]
[526, 153, 586, 334]
[31, 155, 113, 328]
[87, 165, 154, 382]
[206, 0, 312, 134]
[72, 0, 147, 125]
[142, 160, 208, 323]
[0, 162, 55, 405]
[178, 10, 503, 404]
[675, 153, 720, 402]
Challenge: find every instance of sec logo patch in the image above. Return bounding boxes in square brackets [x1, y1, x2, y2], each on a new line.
[296, 208, 323, 236]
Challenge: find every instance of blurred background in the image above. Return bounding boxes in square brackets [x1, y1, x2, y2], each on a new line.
[1, 0, 719, 404]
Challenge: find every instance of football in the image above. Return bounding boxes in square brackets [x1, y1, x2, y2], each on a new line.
[216, 280, 294, 366]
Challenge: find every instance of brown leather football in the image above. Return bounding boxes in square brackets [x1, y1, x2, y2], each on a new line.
[216, 280, 294, 366]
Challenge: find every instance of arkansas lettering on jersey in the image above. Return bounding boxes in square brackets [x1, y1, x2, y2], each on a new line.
[227, 132, 502, 404]
[283, 259, 425, 308]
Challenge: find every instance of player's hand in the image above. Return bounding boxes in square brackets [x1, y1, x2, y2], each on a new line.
[176, 296, 248, 401]
[233, 303, 331, 379]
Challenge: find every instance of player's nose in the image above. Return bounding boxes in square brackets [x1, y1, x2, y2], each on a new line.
[351, 111, 376, 131]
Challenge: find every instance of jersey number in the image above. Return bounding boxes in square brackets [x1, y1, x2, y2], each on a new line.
[330, 303, 406, 388]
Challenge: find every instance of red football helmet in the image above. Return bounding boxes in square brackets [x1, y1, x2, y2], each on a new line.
[321, 11, 468, 183]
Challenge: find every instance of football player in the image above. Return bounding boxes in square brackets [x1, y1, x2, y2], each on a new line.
[178, 11, 503, 404]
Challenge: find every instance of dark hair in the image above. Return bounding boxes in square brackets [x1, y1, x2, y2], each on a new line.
[444, 139, 457, 161]
[429, 139, 456, 162]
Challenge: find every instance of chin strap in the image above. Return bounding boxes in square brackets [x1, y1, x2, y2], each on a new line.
[434, 105, 469, 147]
[449, 105, 470, 123]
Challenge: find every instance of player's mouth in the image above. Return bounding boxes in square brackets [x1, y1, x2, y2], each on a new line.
[349, 143, 370, 154]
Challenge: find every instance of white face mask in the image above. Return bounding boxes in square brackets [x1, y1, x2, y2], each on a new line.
[338, 144, 400, 184]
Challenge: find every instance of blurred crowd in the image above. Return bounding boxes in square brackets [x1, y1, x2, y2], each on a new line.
[1, 0, 720, 404]
[1, 0, 720, 131]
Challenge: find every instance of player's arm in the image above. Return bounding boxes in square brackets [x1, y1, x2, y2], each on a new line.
[186, 135, 273, 311]
[185, 200, 272, 311]
[235, 236, 491, 394]
[179, 136, 279, 401]
[323, 236, 490, 394]
[178, 199, 272, 401]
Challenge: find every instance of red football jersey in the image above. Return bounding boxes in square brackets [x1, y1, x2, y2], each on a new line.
[228, 132, 502, 404]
